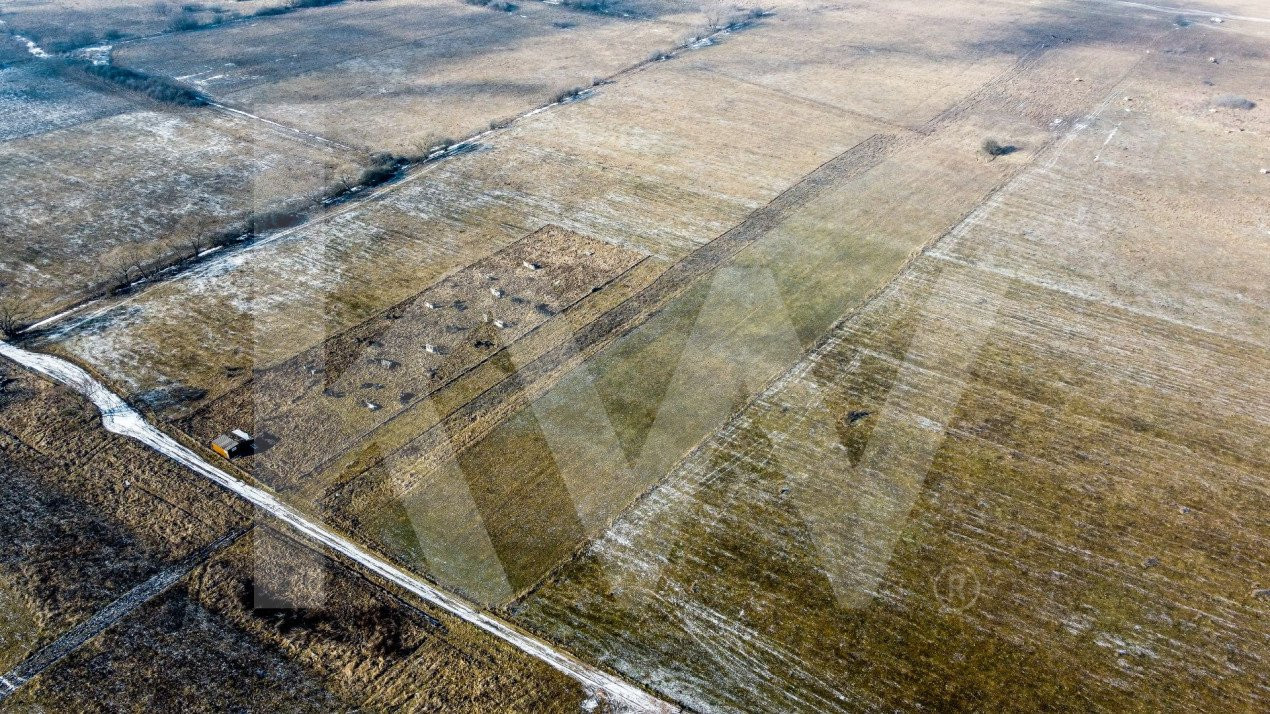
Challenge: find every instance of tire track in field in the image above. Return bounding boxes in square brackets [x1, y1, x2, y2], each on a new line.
[0, 341, 677, 712]
[0, 529, 245, 703]
[320, 37, 1068, 499]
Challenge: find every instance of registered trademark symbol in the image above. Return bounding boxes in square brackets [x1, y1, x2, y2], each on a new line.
[933, 564, 981, 612]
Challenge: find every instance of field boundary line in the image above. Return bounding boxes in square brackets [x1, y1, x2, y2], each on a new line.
[0, 341, 679, 713]
[0, 529, 245, 703]
[22, 14, 770, 337]
[510, 26, 1175, 609]
[324, 132, 900, 505]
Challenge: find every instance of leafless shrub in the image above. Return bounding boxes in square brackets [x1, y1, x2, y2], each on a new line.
[105, 256, 137, 293]
[704, 3, 770, 31]
[167, 214, 213, 258]
[465, 0, 518, 11]
[559, 0, 612, 14]
[982, 138, 1017, 159]
[0, 297, 32, 338]
[554, 86, 588, 103]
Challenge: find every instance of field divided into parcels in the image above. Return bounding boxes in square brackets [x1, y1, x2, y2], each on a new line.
[4, 0, 1267, 710]
[0, 363, 249, 684]
[319, 0, 1183, 605]
[514, 20, 1270, 712]
[0, 0, 704, 319]
[0, 101, 363, 316]
[114, 0, 700, 153]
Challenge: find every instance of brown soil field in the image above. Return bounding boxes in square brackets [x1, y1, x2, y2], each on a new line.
[0, 359, 597, 711]
[38, 15, 891, 403]
[1, 0, 696, 321]
[0, 62, 133, 142]
[320, 0, 1185, 603]
[0, 0, 295, 50]
[0, 94, 363, 317]
[180, 225, 648, 494]
[8, 0, 1267, 709]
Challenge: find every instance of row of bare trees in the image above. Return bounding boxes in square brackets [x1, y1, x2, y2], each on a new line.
[0, 296, 30, 339]
[0, 214, 222, 340]
[103, 214, 217, 293]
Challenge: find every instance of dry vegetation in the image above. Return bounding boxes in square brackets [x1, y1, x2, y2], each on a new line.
[0, 0, 700, 322]
[180, 225, 647, 494]
[3, 0, 1267, 710]
[514, 10, 1270, 712]
[0, 358, 593, 712]
[0, 0, 296, 51]
[0, 83, 365, 317]
[2, 527, 590, 712]
[0, 363, 247, 673]
[112, 0, 697, 153]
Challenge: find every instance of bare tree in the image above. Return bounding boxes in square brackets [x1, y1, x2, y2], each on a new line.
[703, 1, 727, 30]
[171, 214, 212, 259]
[184, 231, 207, 258]
[0, 298, 32, 338]
[105, 256, 135, 293]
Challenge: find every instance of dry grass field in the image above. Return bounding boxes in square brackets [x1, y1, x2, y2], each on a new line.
[514, 11, 1270, 712]
[0, 0, 703, 321]
[0, 0, 295, 50]
[37, 14, 888, 402]
[0, 362, 248, 675]
[0, 361, 591, 712]
[0, 98, 363, 316]
[3, 527, 589, 712]
[180, 225, 649, 493]
[3, 0, 1267, 710]
[114, 0, 700, 153]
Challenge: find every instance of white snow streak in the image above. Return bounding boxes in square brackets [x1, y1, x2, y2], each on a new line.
[0, 340, 675, 714]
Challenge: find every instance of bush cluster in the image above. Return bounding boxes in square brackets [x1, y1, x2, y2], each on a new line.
[465, 0, 518, 11]
[80, 62, 210, 105]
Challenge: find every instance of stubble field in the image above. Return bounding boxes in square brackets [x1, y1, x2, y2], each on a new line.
[2, 0, 1266, 711]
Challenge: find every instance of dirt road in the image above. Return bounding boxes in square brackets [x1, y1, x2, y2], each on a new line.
[0, 340, 675, 714]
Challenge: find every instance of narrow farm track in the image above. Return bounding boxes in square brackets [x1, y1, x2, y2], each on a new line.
[0, 530, 244, 703]
[0, 341, 677, 714]
[23, 17, 765, 339]
[206, 101, 355, 152]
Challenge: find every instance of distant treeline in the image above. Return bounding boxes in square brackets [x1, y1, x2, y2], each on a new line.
[464, 0, 518, 12]
[164, 0, 354, 33]
[82, 62, 209, 105]
[254, 0, 347, 18]
[46, 58, 209, 106]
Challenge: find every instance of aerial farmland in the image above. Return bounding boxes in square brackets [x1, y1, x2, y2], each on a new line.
[0, 0, 1266, 711]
